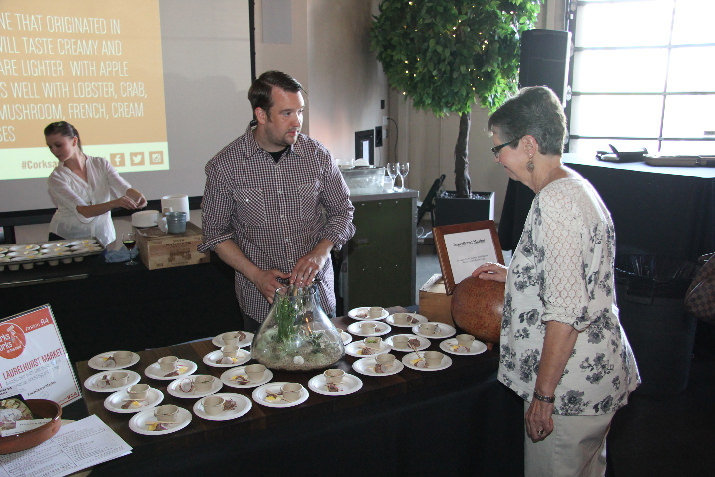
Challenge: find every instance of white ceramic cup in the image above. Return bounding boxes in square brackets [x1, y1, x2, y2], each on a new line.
[368, 307, 384, 318]
[392, 313, 411, 325]
[193, 375, 215, 393]
[154, 404, 179, 423]
[222, 332, 240, 346]
[425, 351, 444, 368]
[109, 371, 129, 387]
[245, 364, 266, 382]
[127, 383, 149, 400]
[375, 353, 396, 370]
[281, 383, 303, 402]
[456, 334, 475, 348]
[113, 351, 133, 366]
[364, 337, 382, 350]
[360, 322, 377, 335]
[391, 335, 409, 349]
[323, 368, 345, 384]
[202, 396, 225, 416]
[158, 356, 178, 373]
[419, 323, 438, 335]
[221, 345, 240, 358]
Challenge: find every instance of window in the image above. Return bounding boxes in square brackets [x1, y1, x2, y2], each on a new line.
[567, 0, 715, 156]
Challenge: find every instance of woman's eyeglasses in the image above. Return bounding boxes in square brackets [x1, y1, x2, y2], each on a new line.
[491, 137, 521, 157]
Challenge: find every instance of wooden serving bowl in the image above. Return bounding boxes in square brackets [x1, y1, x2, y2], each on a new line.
[451, 276, 505, 345]
[0, 399, 62, 455]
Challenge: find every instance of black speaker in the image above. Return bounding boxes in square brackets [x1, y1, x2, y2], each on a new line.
[519, 29, 571, 104]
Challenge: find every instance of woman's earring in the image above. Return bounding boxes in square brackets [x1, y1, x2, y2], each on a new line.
[527, 156, 535, 172]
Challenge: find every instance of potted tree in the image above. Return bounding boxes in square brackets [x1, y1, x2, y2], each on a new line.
[371, 0, 542, 224]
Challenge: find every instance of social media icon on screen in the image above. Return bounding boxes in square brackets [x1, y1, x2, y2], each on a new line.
[110, 153, 125, 167]
[130, 152, 145, 166]
[149, 151, 164, 165]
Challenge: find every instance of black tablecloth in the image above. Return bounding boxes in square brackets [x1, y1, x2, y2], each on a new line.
[498, 154, 715, 261]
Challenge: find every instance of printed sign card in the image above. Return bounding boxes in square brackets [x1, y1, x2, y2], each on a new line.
[0, 305, 81, 406]
[433, 220, 504, 295]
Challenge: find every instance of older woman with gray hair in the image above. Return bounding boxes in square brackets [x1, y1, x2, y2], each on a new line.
[472, 86, 639, 476]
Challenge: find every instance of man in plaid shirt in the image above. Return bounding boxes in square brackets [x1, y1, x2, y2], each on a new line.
[199, 71, 355, 330]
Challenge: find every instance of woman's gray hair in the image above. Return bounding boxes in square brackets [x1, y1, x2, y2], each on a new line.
[487, 86, 567, 156]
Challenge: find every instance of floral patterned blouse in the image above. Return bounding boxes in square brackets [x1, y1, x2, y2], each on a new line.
[498, 175, 640, 416]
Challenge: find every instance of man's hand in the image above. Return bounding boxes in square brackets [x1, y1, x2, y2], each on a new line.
[290, 240, 333, 287]
[251, 269, 291, 303]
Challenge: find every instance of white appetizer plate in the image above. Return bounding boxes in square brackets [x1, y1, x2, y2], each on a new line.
[347, 321, 392, 337]
[348, 307, 389, 321]
[104, 387, 164, 413]
[167, 376, 223, 398]
[193, 393, 252, 421]
[439, 338, 488, 356]
[84, 370, 141, 393]
[88, 351, 140, 371]
[402, 352, 453, 372]
[308, 373, 363, 396]
[129, 407, 192, 435]
[341, 331, 353, 345]
[203, 349, 251, 368]
[411, 323, 457, 339]
[144, 359, 197, 380]
[220, 366, 274, 389]
[351, 357, 404, 377]
[345, 340, 391, 358]
[212, 331, 253, 348]
[252, 382, 309, 408]
[385, 313, 428, 328]
[384, 334, 431, 352]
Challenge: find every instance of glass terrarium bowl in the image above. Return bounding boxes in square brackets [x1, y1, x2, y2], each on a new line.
[251, 284, 345, 371]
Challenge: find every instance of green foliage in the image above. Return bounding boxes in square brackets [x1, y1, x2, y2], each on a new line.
[274, 289, 299, 345]
[371, 0, 541, 115]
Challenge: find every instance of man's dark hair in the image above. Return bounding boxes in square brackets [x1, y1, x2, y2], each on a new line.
[248, 71, 303, 118]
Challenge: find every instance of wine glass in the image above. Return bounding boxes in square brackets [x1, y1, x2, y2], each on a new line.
[123, 232, 138, 266]
[387, 163, 399, 191]
[398, 162, 410, 191]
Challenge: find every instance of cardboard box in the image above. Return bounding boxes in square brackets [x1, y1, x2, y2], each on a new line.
[418, 273, 454, 326]
[133, 222, 209, 270]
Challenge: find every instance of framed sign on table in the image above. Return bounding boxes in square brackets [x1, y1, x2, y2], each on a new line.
[432, 220, 504, 295]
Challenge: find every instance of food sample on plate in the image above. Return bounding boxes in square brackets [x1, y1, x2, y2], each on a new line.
[164, 363, 190, 378]
[0, 396, 36, 431]
[146, 422, 171, 432]
[325, 382, 342, 393]
[222, 398, 239, 411]
[120, 400, 145, 410]
[229, 374, 249, 385]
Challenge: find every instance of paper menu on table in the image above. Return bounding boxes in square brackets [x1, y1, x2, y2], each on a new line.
[0, 415, 132, 477]
[0, 305, 81, 406]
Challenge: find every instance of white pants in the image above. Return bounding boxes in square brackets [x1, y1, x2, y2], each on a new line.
[524, 402, 615, 477]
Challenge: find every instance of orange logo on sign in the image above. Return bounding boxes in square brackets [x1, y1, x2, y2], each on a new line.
[0, 323, 26, 359]
[110, 153, 125, 167]
[130, 152, 145, 166]
[149, 151, 164, 165]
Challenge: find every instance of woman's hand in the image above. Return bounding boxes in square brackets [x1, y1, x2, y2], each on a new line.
[471, 262, 508, 282]
[525, 399, 555, 442]
[114, 195, 143, 210]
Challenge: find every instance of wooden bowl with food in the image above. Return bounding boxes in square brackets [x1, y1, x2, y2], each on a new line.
[0, 399, 62, 455]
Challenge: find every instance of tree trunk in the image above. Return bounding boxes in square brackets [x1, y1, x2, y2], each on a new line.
[454, 112, 471, 198]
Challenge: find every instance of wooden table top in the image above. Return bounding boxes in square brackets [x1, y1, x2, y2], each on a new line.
[76, 308, 498, 461]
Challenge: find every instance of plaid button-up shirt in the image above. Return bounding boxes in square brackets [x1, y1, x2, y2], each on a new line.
[199, 124, 355, 322]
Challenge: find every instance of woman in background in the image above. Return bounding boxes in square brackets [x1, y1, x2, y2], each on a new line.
[472, 87, 639, 477]
[44, 121, 146, 246]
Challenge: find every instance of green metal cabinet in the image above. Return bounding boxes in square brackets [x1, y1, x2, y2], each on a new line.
[336, 191, 417, 314]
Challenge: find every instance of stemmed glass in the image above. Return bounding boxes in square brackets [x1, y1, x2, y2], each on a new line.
[122, 232, 138, 266]
[387, 163, 399, 191]
[398, 162, 410, 191]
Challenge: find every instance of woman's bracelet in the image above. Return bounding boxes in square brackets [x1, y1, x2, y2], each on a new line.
[533, 391, 555, 404]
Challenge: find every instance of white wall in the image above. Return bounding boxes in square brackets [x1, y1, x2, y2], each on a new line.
[15, 0, 565, 245]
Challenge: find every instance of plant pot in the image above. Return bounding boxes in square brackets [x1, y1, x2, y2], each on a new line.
[434, 191, 494, 227]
